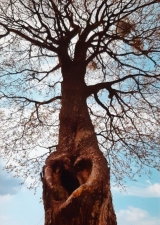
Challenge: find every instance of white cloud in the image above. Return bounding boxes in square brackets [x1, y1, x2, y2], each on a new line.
[126, 183, 160, 197]
[0, 215, 17, 225]
[0, 186, 43, 225]
[0, 194, 14, 204]
[0, 194, 16, 225]
[0, 161, 23, 195]
[117, 206, 160, 225]
[113, 182, 160, 198]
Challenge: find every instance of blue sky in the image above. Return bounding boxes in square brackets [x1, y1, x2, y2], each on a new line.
[0, 159, 159, 225]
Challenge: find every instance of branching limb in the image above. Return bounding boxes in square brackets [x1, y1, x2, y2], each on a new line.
[0, 91, 61, 105]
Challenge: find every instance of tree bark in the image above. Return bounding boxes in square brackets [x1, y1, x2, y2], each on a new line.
[42, 67, 117, 225]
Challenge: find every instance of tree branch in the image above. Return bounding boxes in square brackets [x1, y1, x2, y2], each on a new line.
[0, 92, 61, 105]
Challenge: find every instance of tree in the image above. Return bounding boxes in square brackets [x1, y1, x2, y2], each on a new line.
[0, 0, 160, 224]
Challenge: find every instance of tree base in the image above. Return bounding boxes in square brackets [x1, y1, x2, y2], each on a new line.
[42, 150, 117, 225]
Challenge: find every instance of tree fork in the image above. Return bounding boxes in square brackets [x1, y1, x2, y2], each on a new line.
[42, 74, 117, 225]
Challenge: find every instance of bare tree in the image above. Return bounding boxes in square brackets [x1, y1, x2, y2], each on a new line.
[0, 1, 160, 224]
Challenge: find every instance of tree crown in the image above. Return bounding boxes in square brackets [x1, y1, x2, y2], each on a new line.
[0, 0, 159, 188]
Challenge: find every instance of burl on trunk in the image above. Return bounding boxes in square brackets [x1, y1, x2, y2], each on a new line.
[41, 70, 117, 225]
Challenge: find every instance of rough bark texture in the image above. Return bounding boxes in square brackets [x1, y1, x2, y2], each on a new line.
[42, 66, 117, 225]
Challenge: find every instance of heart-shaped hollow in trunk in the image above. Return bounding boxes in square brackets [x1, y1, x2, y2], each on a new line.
[48, 157, 92, 201]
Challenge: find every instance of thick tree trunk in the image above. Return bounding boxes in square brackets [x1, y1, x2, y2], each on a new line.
[42, 68, 117, 225]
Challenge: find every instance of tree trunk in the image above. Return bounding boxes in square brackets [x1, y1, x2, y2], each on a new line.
[42, 68, 117, 225]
